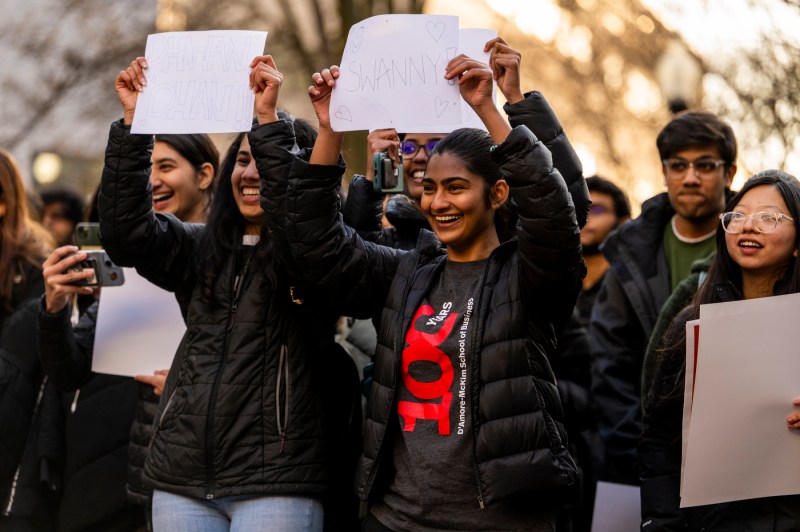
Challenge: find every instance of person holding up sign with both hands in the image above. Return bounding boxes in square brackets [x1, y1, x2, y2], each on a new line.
[99, 54, 355, 532]
[270, 53, 582, 531]
[641, 171, 800, 530]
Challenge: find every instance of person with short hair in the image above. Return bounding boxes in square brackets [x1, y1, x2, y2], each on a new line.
[576, 175, 630, 328]
[590, 111, 738, 485]
[41, 188, 85, 246]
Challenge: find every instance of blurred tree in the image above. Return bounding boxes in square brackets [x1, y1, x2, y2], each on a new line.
[0, 0, 155, 156]
[163, 0, 426, 179]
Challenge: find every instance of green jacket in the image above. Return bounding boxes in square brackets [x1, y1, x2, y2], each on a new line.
[640, 253, 715, 413]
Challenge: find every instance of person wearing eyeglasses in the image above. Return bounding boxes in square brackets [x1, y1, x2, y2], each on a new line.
[640, 170, 800, 530]
[590, 111, 738, 486]
[577, 176, 631, 329]
[342, 36, 590, 252]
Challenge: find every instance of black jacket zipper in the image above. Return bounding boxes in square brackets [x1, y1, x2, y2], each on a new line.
[205, 250, 253, 500]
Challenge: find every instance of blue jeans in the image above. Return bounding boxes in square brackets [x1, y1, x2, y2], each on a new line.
[152, 489, 324, 532]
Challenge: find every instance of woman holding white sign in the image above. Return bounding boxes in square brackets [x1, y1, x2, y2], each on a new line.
[270, 55, 582, 531]
[98, 56, 359, 532]
[641, 171, 800, 530]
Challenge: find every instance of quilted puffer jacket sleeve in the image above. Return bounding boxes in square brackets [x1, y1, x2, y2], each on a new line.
[492, 125, 584, 337]
[250, 119, 301, 268]
[98, 120, 201, 293]
[342, 175, 384, 238]
[504, 91, 590, 229]
[283, 154, 405, 319]
[37, 298, 98, 392]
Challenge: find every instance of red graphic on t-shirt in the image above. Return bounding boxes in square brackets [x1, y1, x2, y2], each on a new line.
[397, 305, 457, 435]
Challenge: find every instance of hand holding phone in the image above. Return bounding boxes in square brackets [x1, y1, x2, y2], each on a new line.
[65, 250, 125, 287]
[373, 151, 404, 194]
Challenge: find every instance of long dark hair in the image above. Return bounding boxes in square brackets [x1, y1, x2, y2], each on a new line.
[429, 128, 518, 242]
[154, 133, 220, 216]
[197, 112, 317, 304]
[653, 170, 800, 406]
[0, 149, 53, 311]
[695, 170, 800, 306]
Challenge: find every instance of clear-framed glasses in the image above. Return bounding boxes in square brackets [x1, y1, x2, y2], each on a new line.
[663, 158, 726, 178]
[400, 139, 439, 159]
[719, 211, 795, 233]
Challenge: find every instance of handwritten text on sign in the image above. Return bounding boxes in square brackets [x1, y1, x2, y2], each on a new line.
[132, 30, 267, 134]
[331, 15, 460, 132]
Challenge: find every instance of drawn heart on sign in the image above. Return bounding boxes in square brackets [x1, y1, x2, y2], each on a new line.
[434, 97, 449, 118]
[335, 105, 353, 122]
[349, 26, 366, 54]
[426, 21, 446, 42]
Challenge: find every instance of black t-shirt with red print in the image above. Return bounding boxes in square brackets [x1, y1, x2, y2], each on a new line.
[371, 259, 552, 532]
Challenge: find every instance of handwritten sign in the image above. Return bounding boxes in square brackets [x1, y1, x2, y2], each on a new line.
[92, 269, 185, 377]
[331, 15, 461, 132]
[132, 30, 268, 134]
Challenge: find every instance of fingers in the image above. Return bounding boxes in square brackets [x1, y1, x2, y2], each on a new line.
[134, 373, 167, 395]
[43, 245, 80, 269]
[484, 36, 509, 53]
[788, 412, 800, 430]
[444, 56, 490, 81]
[308, 66, 340, 100]
[250, 54, 277, 69]
[316, 65, 341, 87]
[123, 57, 148, 92]
[367, 128, 399, 142]
[250, 59, 284, 92]
[455, 65, 493, 85]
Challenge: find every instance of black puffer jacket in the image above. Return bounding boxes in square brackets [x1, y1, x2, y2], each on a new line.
[280, 126, 582, 506]
[640, 284, 800, 530]
[589, 193, 675, 485]
[342, 91, 590, 247]
[0, 262, 61, 530]
[98, 119, 339, 501]
[37, 298, 146, 531]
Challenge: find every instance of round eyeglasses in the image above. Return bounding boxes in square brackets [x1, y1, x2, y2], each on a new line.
[400, 140, 440, 159]
[719, 211, 795, 234]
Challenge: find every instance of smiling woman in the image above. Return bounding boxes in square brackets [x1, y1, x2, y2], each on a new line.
[641, 171, 800, 529]
[273, 53, 584, 531]
[151, 134, 219, 223]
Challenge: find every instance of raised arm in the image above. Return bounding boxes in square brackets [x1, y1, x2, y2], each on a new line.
[278, 66, 406, 318]
[98, 58, 201, 293]
[487, 36, 590, 228]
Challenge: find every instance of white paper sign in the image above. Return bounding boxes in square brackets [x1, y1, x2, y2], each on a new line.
[92, 268, 185, 377]
[680, 294, 800, 507]
[590, 481, 641, 532]
[457, 28, 498, 132]
[331, 15, 461, 132]
[132, 30, 268, 134]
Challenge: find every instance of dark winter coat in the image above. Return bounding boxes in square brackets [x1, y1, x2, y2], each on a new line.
[98, 119, 341, 501]
[0, 262, 61, 530]
[589, 193, 675, 485]
[342, 90, 591, 249]
[37, 298, 147, 531]
[640, 284, 800, 530]
[279, 125, 582, 507]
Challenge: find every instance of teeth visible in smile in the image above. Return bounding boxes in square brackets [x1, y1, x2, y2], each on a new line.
[739, 241, 762, 248]
[153, 193, 172, 202]
[413, 171, 424, 179]
[436, 215, 460, 222]
[242, 187, 260, 197]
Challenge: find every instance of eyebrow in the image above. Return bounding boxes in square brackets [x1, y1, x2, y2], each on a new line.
[154, 156, 178, 165]
[421, 176, 470, 185]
